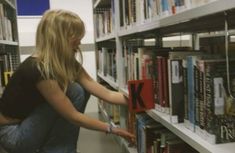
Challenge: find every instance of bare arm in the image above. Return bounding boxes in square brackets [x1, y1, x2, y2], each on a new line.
[77, 67, 128, 105]
[36, 80, 134, 140]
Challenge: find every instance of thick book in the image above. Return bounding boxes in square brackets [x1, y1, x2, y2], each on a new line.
[213, 115, 235, 144]
[201, 59, 235, 144]
[168, 59, 184, 123]
[166, 139, 199, 153]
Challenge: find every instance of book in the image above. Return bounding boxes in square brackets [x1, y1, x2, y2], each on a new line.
[128, 79, 155, 112]
[213, 115, 235, 144]
[168, 59, 184, 123]
[187, 55, 198, 131]
[201, 59, 235, 144]
[136, 113, 162, 153]
[166, 139, 199, 153]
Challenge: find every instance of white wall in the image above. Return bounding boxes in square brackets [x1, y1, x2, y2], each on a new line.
[17, 0, 98, 113]
[17, 0, 94, 46]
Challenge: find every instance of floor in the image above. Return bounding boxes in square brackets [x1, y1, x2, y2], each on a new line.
[77, 112, 124, 153]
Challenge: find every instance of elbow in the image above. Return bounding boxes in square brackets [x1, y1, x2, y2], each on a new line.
[62, 111, 81, 126]
[67, 111, 83, 127]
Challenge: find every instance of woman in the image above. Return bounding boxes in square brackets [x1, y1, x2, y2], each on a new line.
[0, 9, 135, 153]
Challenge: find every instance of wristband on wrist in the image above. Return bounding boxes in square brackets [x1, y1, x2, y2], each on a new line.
[106, 123, 113, 134]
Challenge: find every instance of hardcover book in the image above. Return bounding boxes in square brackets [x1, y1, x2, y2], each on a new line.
[192, 58, 235, 144]
[128, 79, 155, 112]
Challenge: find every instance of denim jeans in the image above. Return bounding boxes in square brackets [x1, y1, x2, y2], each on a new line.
[0, 82, 90, 153]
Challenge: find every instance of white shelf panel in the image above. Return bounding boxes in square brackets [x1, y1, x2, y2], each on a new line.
[0, 40, 18, 46]
[146, 109, 235, 153]
[118, 0, 235, 37]
[118, 25, 139, 37]
[159, 0, 235, 27]
[97, 72, 119, 90]
[96, 33, 115, 42]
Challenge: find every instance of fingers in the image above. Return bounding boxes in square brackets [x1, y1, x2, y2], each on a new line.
[112, 127, 136, 145]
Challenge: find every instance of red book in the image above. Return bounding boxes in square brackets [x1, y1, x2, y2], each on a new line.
[128, 79, 155, 112]
[157, 56, 164, 108]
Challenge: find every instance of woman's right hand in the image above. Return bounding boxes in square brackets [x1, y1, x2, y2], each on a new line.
[111, 127, 136, 145]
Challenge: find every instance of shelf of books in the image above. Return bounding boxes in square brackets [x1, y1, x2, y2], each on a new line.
[118, 0, 235, 37]
[97, 71, 119, 89]
[146, 109, 235, 153]
[93, 0, 115, 40]
[93, 0, 235, 153]
[0, 0, 20, 96]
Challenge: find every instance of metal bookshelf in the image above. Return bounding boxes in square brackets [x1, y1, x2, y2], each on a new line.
[0, 0, 20, 73]
[0, 0, 19, 152]
[0, 40, 18, 46]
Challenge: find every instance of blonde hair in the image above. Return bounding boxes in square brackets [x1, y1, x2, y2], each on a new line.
[35, 9, 85, 91]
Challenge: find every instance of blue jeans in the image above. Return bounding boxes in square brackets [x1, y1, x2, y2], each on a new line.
[0, 82, 90, 153]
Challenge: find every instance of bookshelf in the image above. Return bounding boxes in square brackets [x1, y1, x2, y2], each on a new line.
[0, 0, 20, 152]
[93, 0, 235, 153]
[0, 0, 20, 96]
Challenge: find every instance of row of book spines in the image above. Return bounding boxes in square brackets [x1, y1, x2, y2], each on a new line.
[122, 46, 154, 86]
[94, 1, 115, 38]
[120, 0, 215, 27]
[187, 59, 235, 144]
[161, 56, 235, 144]
[136, 112, 199, 153]
[120, 48, 224, 115]
[155, 55, 235, 144]
[120, 46, 235, 144]
[0, 53, 13, 87]
[0, 3, 15, 41]
[98, 99, 120, 124]
[97, 47, 117, 81]
[121, 47, 190, 113]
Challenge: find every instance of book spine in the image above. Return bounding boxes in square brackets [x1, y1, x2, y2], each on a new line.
[187, 56, 196, 131]
[196, 60, 207, 139]
[169, 59, 184, 123]
[194, 59, 200, 134]
[182, 59, 189, 126]
[214, 115, 235, 143]
[162, 57, 169, 113]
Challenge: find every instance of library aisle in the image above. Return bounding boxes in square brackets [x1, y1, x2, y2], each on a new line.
[77, 113, 122, 153]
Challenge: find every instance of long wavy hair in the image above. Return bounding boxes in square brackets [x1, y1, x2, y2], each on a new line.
[35, 9, 85, 91]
